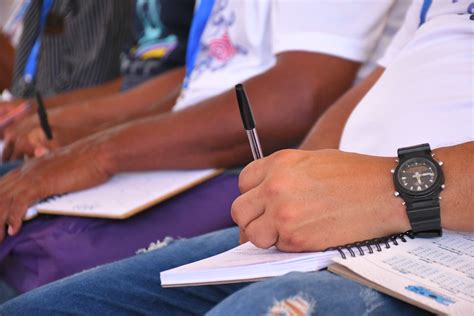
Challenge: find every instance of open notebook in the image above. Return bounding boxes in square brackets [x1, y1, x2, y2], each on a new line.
[161, 230, 474, 315]
[24, 169, 220, 220]
[330, 230, 474, 315]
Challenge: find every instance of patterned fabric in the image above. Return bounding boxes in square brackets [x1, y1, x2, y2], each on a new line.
[120, 0, 195, 90]
[11, 0, 133, 98]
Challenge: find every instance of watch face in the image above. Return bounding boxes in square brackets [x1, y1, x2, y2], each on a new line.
[397, 158, 438, 193]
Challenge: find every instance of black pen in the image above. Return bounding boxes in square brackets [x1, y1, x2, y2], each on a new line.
[35, 91, 53, 140]
[235, 84, 263, 159]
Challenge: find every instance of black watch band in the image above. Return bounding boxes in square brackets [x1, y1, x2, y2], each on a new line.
[406, 198, 441, 237]
[394, 143, 443, 238]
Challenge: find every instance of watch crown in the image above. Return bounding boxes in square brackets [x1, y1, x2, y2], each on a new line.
[394, 191, 400, 197]
[438, 161, 444, 166]
[390, 169, 395, 174]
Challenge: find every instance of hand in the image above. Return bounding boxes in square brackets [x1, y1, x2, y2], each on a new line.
[2, 124, 96, 160]
[2, 113, 100, 161]
[0, 99, 29, 137]
[0, 137, 113, 241]
[231, 149, 411, 252]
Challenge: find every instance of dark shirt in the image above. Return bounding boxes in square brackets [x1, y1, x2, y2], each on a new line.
[120, 0, 195, 90]
[11, 0, 133, 97]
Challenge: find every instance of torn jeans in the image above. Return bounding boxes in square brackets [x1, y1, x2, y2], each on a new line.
[2, 227, 429, 315]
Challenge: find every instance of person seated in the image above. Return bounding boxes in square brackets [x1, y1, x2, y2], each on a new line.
[1, 0, 471, 314]
[1, 0, 132, 105]
[0, 0, 406, 302]
[0, 0, 193, 157]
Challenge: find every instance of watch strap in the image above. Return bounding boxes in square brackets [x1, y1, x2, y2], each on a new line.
[398, 143, 431, 158]
[397, 143, 442, 237]
[406, 198, 442, 237]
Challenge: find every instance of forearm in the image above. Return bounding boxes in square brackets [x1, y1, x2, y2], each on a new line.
[98, 52, 360, 172]
[42, 77, 123, 108]
[49, 67, 185, 127]
[300, 67, 385, 150]
[436, 142, 474, 231]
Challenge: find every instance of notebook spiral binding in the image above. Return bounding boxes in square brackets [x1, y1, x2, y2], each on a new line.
[326, 231, 415, 259]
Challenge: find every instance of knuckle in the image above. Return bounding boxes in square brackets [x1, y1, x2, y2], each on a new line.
[273, 204, 296, 224]
[263, 179, 284, 197]
[271, 149, 295, 163]
[279, 231, 306, 252]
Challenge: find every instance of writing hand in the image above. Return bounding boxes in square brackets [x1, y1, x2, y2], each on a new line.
[231, 149, 410, 252]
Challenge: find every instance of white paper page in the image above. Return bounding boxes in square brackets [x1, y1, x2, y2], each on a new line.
[161, 242, 337, 286]
[24, 207, 38, 220]
[35, 169, 217, 218]
[333, 231, 474, 315]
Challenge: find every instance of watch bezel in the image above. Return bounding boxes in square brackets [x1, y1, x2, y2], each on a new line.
[393, 156, 444, 199]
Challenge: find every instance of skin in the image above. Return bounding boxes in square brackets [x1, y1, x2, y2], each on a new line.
[0, 32, 14, 91]
[2, 67, 185, 160]
[300, 67, 385, 150]
[0, 51, 360, 240]
[231, 142, 474, 252]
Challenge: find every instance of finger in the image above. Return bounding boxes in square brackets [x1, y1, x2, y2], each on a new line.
[7, 212, 23, 236]
[34, 146, 50, 157]
[2, 139, 14, 161]
[239, 228, 248, 244]
[11, 138, 34, 160]
[28, 128, 55, 157]
[231, 187, 265, 229]
[244, 212, 278, 249]
[238, 157, 270, 193]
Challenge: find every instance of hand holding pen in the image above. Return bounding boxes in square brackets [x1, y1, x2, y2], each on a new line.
[235, 83, 264, 243]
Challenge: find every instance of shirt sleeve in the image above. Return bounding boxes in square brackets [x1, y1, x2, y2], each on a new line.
[377, 0, 421, 68]
[271, 0, 396, 62]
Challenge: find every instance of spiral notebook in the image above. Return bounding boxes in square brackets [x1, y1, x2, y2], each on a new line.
[329, 230, 474, 315]
[25, 169, 220, 220]
[161, 230, 474, 314]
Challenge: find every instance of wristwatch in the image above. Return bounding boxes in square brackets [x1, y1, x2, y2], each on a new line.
[391, 144, 444, 237]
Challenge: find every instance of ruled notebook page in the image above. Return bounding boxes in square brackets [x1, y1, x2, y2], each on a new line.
[332, 231, 474, 315]
[34, 169, 217, 219]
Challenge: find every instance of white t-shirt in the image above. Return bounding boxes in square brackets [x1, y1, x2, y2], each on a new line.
[174, 0, 399, 110]
[340, 0, 474, 157]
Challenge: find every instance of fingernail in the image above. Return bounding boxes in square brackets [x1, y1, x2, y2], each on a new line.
[7, 225, 13, 236]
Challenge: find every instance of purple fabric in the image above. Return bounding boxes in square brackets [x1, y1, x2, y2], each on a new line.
[0, 173, 239, 293]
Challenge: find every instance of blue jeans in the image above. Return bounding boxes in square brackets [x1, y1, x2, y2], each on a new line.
[1, 227, 429, 315]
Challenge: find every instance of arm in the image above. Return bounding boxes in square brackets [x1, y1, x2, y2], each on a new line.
[231, 142, 474, 252]
[0, 51, 361, 239]
[2, 67, 184, 160]
[101, 52, 360, 172]
[35, 77, 123, 109]
[300, 67, 385, 150]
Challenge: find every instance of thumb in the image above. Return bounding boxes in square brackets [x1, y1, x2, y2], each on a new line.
[28, 128, 59, 157]
[34, 146, 50, 157]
